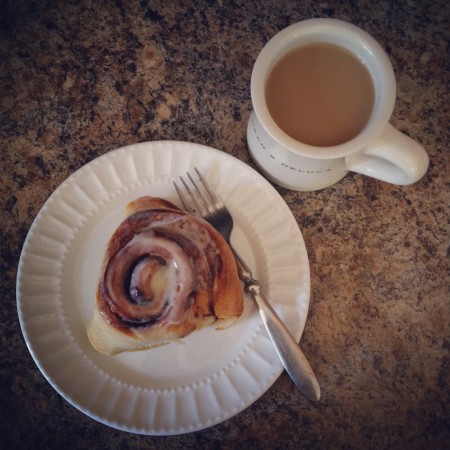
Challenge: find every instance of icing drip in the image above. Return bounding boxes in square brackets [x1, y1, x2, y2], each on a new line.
[103, 230, 194, 325]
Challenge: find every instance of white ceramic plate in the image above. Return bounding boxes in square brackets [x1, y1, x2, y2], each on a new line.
[16, 141, 310, 435]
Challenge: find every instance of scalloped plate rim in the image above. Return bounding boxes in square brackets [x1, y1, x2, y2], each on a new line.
[16, 140, 310, 435]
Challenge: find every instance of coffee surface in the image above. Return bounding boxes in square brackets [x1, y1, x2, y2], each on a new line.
[265, 43, 375, 147]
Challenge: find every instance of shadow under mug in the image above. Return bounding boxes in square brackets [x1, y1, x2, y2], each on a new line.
[247, 18, 429, 191]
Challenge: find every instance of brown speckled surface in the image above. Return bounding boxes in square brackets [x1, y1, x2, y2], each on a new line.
[1, 0, 449, 449]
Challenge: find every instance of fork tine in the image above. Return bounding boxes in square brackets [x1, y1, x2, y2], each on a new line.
[181, 175, 209, 216]
[173, 180, 196, 214]
[174, 170, 217, 218]
[186, 171, 216, 216]
[194, 167, 224, 209]
[175, 168, 225, 223]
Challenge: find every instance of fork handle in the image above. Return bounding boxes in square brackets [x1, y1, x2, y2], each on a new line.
[232, 250, 321, 401]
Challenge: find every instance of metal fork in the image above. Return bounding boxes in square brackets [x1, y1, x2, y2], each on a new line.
[174, 168, 321, 402]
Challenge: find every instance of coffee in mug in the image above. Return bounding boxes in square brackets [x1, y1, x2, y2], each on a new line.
[265, 43, 375, 147]
[247, 19, 429, 191]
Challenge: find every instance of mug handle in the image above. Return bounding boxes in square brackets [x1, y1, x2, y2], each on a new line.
[345, 124, 429, 185]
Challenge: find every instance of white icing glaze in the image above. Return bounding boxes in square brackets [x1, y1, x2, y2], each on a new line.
[104, 230, 194, 324]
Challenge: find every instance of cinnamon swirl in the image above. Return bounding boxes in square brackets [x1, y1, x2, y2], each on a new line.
[87, 196, 244, 355]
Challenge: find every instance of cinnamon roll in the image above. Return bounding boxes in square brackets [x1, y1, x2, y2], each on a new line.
[87, 196, 244, 355]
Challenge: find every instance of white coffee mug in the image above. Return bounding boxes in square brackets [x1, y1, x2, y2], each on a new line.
[247, 18, 429, 191]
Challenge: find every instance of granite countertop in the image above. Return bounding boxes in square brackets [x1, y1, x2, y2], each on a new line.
[1, 1, 448, 448]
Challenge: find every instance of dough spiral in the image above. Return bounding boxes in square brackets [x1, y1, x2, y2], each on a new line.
[88, 196, 244, 355]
